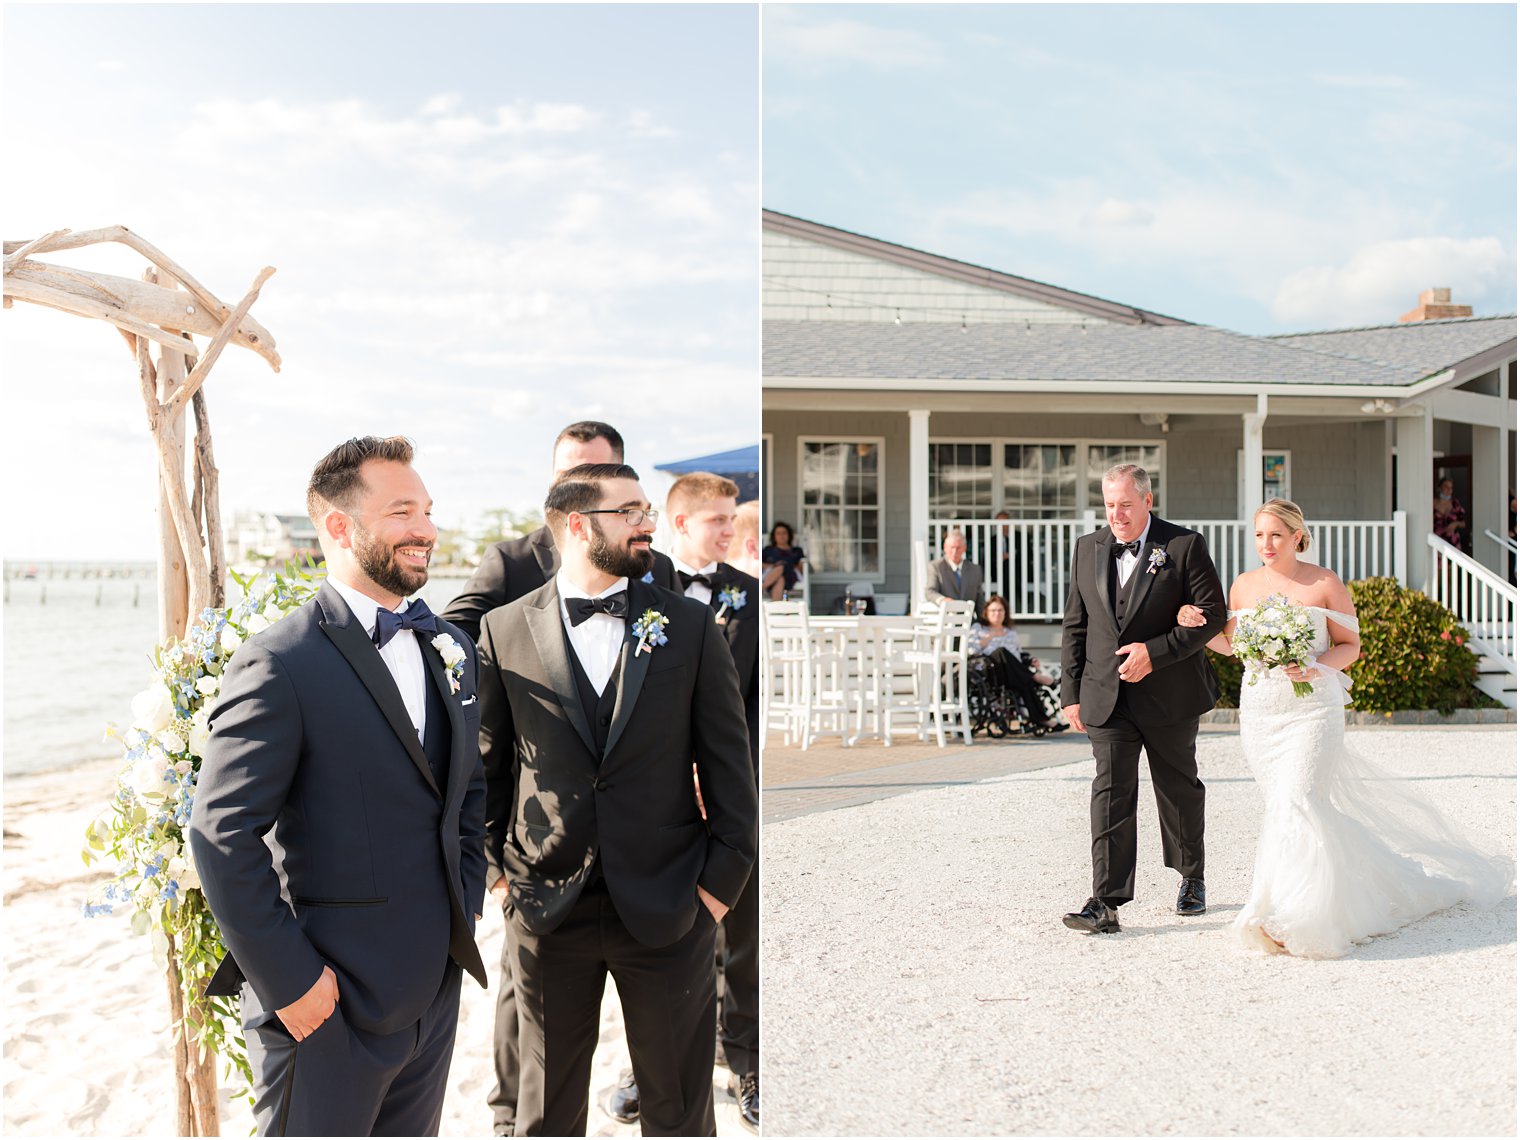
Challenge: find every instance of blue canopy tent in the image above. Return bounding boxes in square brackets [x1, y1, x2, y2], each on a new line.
[654, 445, 759, 502]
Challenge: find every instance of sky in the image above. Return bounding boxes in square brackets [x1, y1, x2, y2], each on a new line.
[3, 4, 758, 561]
[762, 3, 1517, 334]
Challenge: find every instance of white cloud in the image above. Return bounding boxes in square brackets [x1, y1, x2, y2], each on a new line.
[627, 110, 677, 139]
[1086, 199, 1154, 228]
[1271, 236, 1516, 326]
[765, 7, 943, 71]
[1311, 73, 1410, 90]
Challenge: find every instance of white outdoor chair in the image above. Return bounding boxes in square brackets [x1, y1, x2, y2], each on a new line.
[882, 600, 976, 747]
[762, 600, 849, 749]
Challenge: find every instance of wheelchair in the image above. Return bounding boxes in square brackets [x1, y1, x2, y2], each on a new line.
[967, 651, 1065, 738]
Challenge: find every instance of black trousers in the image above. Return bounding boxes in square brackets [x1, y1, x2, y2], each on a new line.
[508, 883, 719, 1137]
[242, 964, 462, 1137]
[718, 855, 759, 1076]
[984, 648, 1050, 723]
[1084, 691, 1205, 906]
[488, 920, 522, 1132]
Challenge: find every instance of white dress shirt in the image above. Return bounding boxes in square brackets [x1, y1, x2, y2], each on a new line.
[329, 575, 428, 742]
[557, 571, 627, 695]
[1115, 519, 1153, 589]
[671, 555, 717, 607]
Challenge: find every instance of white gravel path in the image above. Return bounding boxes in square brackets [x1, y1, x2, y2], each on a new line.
[762, 727, 1517, 1136]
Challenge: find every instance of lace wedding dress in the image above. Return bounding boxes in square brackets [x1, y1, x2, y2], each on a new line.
[1234, 606, 1513, 958]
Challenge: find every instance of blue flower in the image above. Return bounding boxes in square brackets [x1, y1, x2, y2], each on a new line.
[160, 881, 181, 902]
[142, 853, 166, 879]
[82, 901, 114, 918]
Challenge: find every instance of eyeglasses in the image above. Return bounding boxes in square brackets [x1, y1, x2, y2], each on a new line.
[581, 508, 659, 527]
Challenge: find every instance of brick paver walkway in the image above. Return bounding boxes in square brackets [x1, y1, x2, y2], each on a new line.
[761, 725, 1243, 823]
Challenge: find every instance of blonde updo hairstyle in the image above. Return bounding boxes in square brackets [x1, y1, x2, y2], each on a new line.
[1256, 498, 1310, 553]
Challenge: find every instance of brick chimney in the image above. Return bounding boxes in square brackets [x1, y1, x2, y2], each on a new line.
[1399, 287, 1473, 323]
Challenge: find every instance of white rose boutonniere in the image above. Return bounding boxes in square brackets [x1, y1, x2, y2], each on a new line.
[431, 633, 467, 694]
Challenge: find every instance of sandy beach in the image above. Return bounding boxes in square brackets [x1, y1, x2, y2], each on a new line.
[2, 758, 746, 1137]
[763, 725, 1517, 1136]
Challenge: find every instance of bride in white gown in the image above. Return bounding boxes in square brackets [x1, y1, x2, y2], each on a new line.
[1180, 499, 1513, 958]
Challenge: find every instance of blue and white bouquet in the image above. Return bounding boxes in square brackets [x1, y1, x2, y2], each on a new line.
[82, 560, 322, 1087]
[1232, 593, 1318, 697]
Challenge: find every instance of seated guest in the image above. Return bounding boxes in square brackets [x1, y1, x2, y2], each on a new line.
[762, 521, 806, 600]
[925, 529, 984, 610]
[971, 594, 1062, 732]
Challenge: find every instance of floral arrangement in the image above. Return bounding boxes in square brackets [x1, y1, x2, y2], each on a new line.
[81, 560, 322, 1089]
[1147, 548, 1168, 575]
[1232, 593, 1319, 697]
[432, 633, 467, 694]
[716, 584, 747, 621]
[632, 608, 670, 655]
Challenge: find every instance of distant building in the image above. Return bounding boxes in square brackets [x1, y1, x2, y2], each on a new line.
[228, 511, 320, 568]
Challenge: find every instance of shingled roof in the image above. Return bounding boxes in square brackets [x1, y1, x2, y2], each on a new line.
[765, 316, 1517, 389]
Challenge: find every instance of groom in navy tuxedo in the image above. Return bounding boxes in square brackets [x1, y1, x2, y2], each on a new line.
[190, 436, 488, 1136]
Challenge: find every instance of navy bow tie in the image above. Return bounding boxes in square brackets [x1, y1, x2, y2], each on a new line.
[373, 598, 438, 649]
[567, 592, 628, 627]
[1112, 540, 1141, 558]
[679, 570, 714, 591]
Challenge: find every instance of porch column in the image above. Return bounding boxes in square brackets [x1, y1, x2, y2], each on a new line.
[1240, 392, 1268, 518]
[1395, 405, 1434, 590]
[908, 409, 930, 603]
[1473, 422, 1507, 575]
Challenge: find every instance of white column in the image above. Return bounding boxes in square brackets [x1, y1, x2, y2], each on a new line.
[908, 409, 930, 604]
[1240, 392, 1268, 519]
[1473, 422, 1506, 575]
[1395, 405, 1434, 590]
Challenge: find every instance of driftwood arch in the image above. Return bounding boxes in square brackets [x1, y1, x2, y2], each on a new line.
[4, 227, 279, 1136]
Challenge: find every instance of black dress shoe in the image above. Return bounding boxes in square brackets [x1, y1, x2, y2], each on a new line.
[604, 1068, 639, 1124]
[730, 1071, 759, 1133]
[1176, 877, 1207, 915]
[1062, 897, 1120, 933]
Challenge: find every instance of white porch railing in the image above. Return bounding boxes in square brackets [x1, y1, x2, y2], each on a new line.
[1428, 534, 1517, 675]
[929, 513, 1408, 621]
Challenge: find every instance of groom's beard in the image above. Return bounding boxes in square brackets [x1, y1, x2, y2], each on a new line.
[352, 522, 432, 597]
[588, 516, 654, 579]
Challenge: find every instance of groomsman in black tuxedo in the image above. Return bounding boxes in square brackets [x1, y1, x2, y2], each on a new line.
[440, 419, 677, 1137]
[190, 436, 488, 1136]
[1059, 463, 1226, 934]
[666, 472, 760, 1131]
[476, 463, 756, 1136]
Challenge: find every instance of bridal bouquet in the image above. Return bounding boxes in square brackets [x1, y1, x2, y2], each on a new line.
[82, 560, 321, 1087]
[1233, 593, 1318, 697]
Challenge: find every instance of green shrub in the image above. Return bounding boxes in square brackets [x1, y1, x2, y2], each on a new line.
[1346, 577, 1482, 714]
[1210, 649, 1243, 709]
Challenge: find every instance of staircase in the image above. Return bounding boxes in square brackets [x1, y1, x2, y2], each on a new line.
[1428, 536, 1517, 710]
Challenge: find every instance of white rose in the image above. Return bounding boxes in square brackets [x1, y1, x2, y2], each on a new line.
[245, 613, 271, 635]
[195, 674, 220, 697]
[189, 710, 212, 755]
[129, 753, 171, 802]
[177, 851, 201, 892]
[432, 635, 466, 667]
[157, 728, 186, 755]
[262, 602, 284, 625]
[131, 685, 176, 733]
[219, 625, 244, 653]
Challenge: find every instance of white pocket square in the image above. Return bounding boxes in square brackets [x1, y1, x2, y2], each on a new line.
[461, 696, 478, 707]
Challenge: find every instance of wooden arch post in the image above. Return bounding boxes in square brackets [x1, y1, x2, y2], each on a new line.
[5, 227, 281, 1136]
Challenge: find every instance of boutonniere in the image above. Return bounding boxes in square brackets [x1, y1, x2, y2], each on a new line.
[431, 633, 467, 694]
[715, 585, 747, 622]
[1147, 548, 1168, 575]
[631, 609, 670, 656]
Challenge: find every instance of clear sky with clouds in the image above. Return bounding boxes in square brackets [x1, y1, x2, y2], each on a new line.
[4, 4, 758, 561]
[763, 3, 1516, 334]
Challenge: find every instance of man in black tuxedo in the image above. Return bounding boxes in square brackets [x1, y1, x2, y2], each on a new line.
[189, 436, 488, 1136]
[443, 421, 679, 644]
[440, 419, 677, 1136]
[667, 472, 760, 1131]
[1059, 463, 1226, 934]
[477, 463, 757, 1136]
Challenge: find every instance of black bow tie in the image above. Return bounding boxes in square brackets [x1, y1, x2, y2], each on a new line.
[567, 593, 628, 627]
[1112, 541, 1141, 558]
[679, 570, 715, 591]
[373, 598, 438, 649]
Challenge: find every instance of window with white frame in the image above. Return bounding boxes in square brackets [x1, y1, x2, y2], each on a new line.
[929, 442, 994, 518]
[1003, 443, 1079, 518]
[1087, 443, 1163, 510]
[799, 439, 882, 577]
